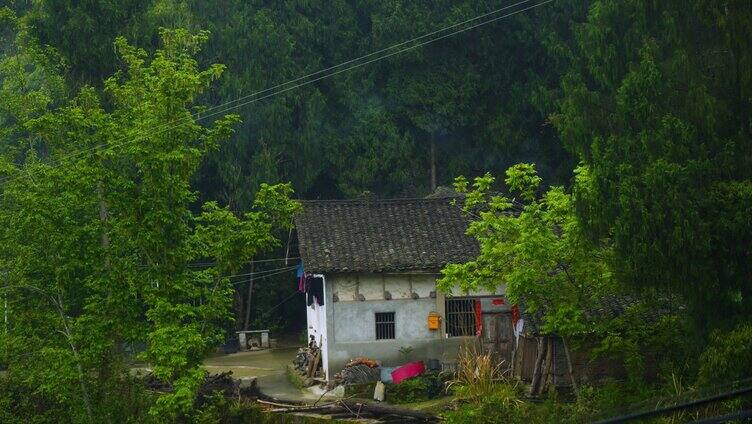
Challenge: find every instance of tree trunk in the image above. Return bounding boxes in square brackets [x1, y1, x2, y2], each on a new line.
[243, 263, 254, 330]
[529, 336, 547, 396]
[429, 135, 437, 192]
[562, 337, 579, 397]
[98, 196, 109, 250]
[55, 293, 96, 424]
[339, 400, 437, 422]
[541, 337, 553, 395]
[234, 290, 243, 331]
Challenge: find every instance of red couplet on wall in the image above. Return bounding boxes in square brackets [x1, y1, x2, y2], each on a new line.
[474, 300, 483, 336]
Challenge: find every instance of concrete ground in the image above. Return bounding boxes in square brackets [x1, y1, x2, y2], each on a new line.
[203, 348, 297, 378]
[202, 348, 339, 403]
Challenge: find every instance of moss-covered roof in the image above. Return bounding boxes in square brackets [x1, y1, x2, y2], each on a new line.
[294, 197, 479, 273]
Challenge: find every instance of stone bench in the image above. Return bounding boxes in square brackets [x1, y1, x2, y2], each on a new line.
[236, 330, 270, 350]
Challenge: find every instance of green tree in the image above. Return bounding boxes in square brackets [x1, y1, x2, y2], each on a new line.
[438, 164, 615, 337]
[9, 1, 584, 202]
[0, 29, 297, 422]
[552, 0, 752, 327]
[144, 1, 582, 202]
[23, 0, 152, 87]
[0, 7, 66, 159]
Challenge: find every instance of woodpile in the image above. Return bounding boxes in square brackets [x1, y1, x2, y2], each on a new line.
[333, 363, 381, 385]
[291, 345, 322, 383]
[329, 356, 381, 386]
[293, 348, 310, 372]
[345, 356, 380, 368]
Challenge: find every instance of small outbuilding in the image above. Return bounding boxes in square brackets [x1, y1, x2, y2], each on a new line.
[294, 197, 511, 381]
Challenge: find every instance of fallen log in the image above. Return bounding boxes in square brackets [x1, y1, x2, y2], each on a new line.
[328, 411, 376, 419]
[339, 400, 438, 422]
[254, 390, 309, 406]
[257, 399, 302, 408]
[267, 403, 339, 413]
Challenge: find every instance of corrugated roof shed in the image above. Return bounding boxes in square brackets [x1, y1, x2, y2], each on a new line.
[294, 197, 479, 273]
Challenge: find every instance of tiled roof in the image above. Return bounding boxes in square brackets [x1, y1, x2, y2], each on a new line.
[294, 197, 479, 273]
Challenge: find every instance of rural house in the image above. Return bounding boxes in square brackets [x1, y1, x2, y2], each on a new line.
[293, 197, 512, 381]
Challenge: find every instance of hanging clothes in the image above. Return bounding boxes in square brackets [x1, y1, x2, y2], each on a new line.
[297, 264, 306, 293]
[306, 276, 324, 306]
[511, 305, 524, 340]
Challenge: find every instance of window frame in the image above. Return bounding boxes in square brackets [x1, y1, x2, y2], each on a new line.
[375, 311, 396, 340]
[445, 298, 476, 337]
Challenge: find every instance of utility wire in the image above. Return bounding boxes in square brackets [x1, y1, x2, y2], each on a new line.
[0, 0, 534, 185]
[593, 377, 752, 424]
[223, 267, 298, 286]
[0, 0, 554, 188]
[257, 289, 302, 318]
[594, 384, 752, 424]
[223, 265, 299, 280]
[133, 264, 297, 279]
[187, 256, 300, 268]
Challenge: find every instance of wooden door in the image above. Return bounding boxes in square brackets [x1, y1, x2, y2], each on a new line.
[481, 312, 514, 373]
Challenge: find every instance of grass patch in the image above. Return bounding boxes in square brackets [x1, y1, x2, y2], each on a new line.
[285, 365, 311, 390]
[400, 396, 455, 414]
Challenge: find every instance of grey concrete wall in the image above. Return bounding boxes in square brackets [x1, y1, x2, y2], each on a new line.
[319, 272, 508, 377]
[332, 298, 435, 342]
[328, 336, 473, 373]
[323, 272, 484, 375]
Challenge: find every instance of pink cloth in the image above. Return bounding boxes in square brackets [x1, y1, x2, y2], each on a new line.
[391, 361, 425, 384]
[298, 274, 305, 292]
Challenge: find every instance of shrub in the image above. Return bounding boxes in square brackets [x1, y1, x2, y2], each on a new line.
[446, 343, 503, 400]
[697, 323, 752, 387]
[443, 384, 529, 424]
[387, 374, 443, 404]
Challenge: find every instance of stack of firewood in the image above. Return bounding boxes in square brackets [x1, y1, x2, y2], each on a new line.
[292, 348, 310, 373]
[291, 346, 322, 380]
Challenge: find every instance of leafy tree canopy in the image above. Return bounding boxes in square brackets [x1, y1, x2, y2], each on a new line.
[552, 0, 752, 327]
[0, 29, 297, 422]
[439, 164, 616, 338]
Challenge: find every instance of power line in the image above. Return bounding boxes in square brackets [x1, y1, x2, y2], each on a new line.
[131, 264, 297, 280]
[224, 265, 299, 280]
[0, 0, 554, 188]
[594, 385, 752, 423]
[149, 0, 539, 138]
[187, 256, 300, 268]
[594, 378, 752, 424]
[257, 289, 303, 318]
[0, 0, 534, 185]
[227, 266, 298, 286]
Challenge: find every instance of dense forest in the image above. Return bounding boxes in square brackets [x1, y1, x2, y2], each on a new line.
[1, 0, 750, 422]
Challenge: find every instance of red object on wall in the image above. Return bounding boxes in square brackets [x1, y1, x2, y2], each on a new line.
[391, 361, 426, 384]
[511, 304, 521, 327]
[492, 298, 505, 305]
[474, 299, 483, 336]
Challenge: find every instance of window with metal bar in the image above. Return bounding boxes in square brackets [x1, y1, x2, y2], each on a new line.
[445, 299, 475, 337]
[375, 312, 395, 340]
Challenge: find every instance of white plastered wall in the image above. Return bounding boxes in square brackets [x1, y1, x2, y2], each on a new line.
[306, 273, 329, 380]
